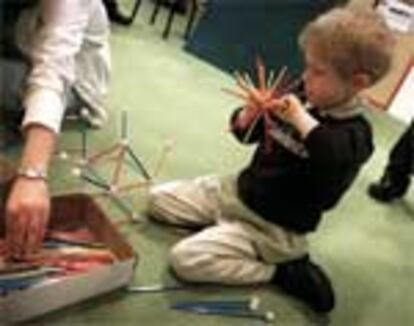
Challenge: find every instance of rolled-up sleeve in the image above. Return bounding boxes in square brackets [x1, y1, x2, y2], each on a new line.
[22, 0, 92, 133]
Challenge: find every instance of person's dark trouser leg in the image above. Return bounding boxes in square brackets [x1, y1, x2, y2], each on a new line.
[0, 58, 28, 135]
[0, 56, 87, 135]
[368, 121, 414, 202]
[386, 120, 414, 177]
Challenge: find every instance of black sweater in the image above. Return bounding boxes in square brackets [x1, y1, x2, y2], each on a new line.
[231, 105, 373, 234]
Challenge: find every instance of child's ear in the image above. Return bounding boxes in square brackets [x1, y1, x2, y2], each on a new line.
[352, 73, 372, 91]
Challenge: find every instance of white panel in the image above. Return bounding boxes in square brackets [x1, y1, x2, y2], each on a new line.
[388, 63, 414, 124]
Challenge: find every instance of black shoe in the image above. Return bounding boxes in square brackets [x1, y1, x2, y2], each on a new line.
[272, 255, 335, 313]
[368, 173, 410, 203]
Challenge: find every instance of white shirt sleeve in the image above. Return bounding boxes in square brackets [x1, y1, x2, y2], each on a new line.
[22, 0, 93, 133]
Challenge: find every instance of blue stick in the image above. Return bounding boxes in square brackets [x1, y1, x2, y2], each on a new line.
[171, 305, 274, 322]
[81, 173, 110, 190]
[171, 297, 259, 311]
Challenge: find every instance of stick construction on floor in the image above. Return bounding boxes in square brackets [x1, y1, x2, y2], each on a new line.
[57, 110, 174, 223]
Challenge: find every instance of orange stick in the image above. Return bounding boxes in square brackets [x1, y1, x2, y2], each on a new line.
[89, 180, 149, 196]
[152, 140, 174, 178]
[222, 88, 249, 101]
[88, 144, 120, 165]
[269, 66, 288, 95]
[112, 147, 126, 186]
[234, 71, 251, 93]
[281, 76, 303, 95]
[256, 56, 266, 92]
[118, 180, 149, 192]
[242, 109, 262, 143]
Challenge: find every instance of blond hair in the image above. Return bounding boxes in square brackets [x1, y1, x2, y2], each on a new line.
[299, 7, 394, 85]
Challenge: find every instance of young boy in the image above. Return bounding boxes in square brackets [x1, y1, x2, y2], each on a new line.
[147, 7, 394, 313]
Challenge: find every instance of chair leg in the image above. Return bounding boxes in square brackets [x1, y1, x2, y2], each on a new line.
[184, 0, 197, 40]
[150, 0, 163, 24]
[127, 0, 142, 25]
[162, 0, 178, 39]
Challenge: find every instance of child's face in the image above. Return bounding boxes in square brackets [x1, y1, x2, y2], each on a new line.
[302, 44, 354, 109]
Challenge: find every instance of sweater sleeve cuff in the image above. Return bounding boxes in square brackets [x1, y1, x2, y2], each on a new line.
[22, 87, 64, 134]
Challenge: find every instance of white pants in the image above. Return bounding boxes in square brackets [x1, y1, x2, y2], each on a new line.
[148, 175, 307, 285]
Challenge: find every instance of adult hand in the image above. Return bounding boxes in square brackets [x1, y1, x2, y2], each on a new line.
[5, 177, 50, 259]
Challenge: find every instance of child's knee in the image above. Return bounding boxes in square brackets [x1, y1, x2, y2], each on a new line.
[150, 181, 182, 197]
[169, 242, 214, 282]
[169, 242, 192, 275]
[148, 182, 179, 211]
[147, 183, 173, 214]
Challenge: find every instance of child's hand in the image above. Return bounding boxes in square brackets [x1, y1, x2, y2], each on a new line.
[232, 82, 274, 130]
[270, 94, 319, 138]
[270, 94, 305, 124]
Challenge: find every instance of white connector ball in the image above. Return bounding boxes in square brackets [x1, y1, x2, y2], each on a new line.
[71, 167, 82, 177]
[249, 296, 260, 311]
[264, 311, 275, 322]
[59, 151, 69, 160]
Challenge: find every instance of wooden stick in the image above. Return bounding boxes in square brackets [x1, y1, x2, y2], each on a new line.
[243, 71, 254, 88]
[242, 110, 262, 144]
[221, 88, 249, 101]
[269, 66, 288, 95]
[112, 146, 126, 186]
[90, 180, 149, 197]
[233, 71, 251, 93]
[88, 144, 120, 165]
[256, 56, 266, 92]
[117, 181, 150, 193]
[128, 284, 185, 293]
[152, 140, 174, 179]
[266, 70, 275, 89]
[121, 110, 128, 140]
[279, 76, 303, 96]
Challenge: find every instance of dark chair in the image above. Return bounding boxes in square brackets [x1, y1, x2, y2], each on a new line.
[150, 0, 200, 39]
[104, 0, 142, 26]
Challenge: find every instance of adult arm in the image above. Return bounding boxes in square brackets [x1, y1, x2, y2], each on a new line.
[6, 0, 94, 258]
